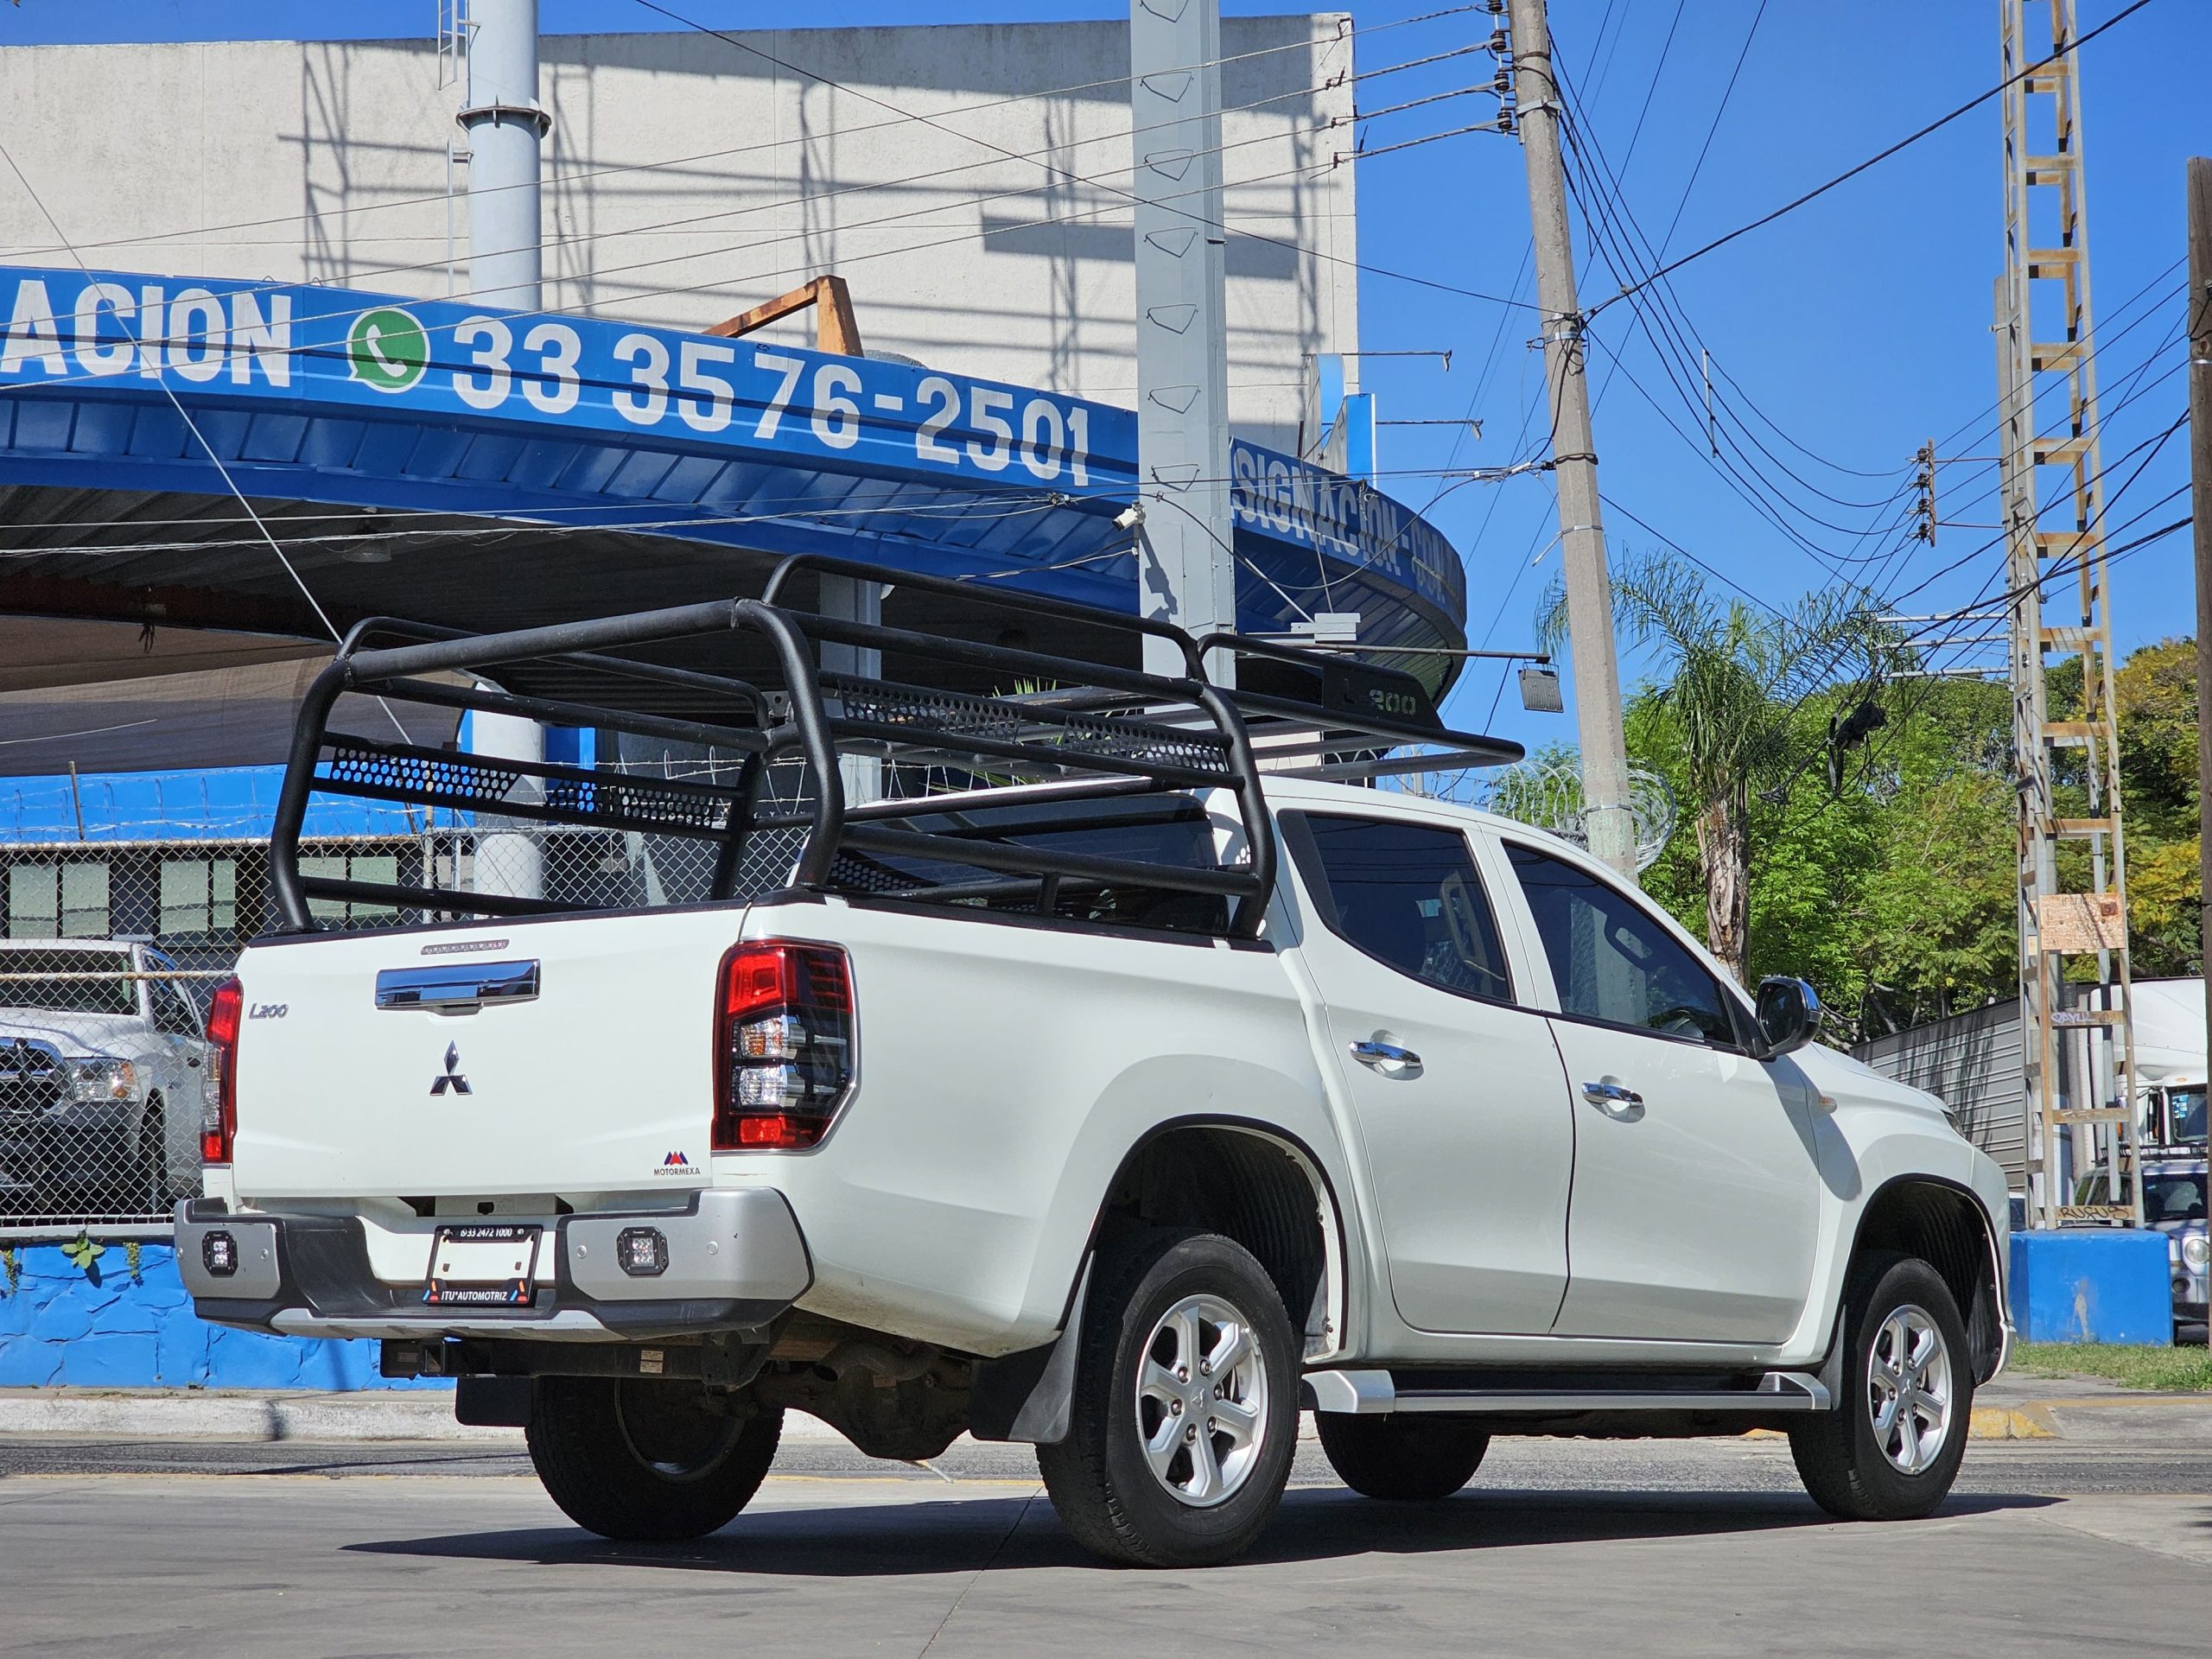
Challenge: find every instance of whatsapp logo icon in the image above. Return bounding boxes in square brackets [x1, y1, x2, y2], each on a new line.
[347, 306, 429, 393]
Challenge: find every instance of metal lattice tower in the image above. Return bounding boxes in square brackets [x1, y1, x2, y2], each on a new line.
[1995, 0, 2141, 1229]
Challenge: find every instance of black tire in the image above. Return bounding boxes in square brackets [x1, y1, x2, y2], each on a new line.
[1038, 1229, 1300, 1567]
[1317, 1413, 1489, 1500]
[526, 1376, 782, 1541]
[1789, 1252, 1974, 1522]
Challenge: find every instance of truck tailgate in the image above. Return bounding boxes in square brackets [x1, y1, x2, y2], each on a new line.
[230, 910, 747, 1198]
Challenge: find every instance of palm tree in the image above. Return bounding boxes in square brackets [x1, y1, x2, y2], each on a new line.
[1538, 552, 1893, 983]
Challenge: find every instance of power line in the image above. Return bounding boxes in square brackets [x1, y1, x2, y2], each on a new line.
[0, 4, 1485, 269]
[1588, 0, 2163, 317]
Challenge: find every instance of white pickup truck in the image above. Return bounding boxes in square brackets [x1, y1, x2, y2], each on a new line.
[178, 556, 2012, 1567]
[3, 938, 208, 1217]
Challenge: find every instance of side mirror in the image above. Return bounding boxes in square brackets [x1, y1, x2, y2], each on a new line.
[1755, 976, 1822, 1058]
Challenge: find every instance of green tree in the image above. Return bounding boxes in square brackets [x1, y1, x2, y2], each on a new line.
[1539, 552, 1891, 984]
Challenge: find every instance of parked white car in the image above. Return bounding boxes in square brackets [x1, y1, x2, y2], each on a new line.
[1, 938, 208, 1216]
[175, 559, 2013, 1567]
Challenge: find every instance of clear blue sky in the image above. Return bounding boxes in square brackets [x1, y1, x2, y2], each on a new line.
[4, 1, 2202, 754]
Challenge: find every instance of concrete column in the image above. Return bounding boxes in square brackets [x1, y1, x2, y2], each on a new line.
[461, 0, 549, 310]
[1130, 0, 1236, 683]
[819, 575, 882, 804]
[469, 697, 544, 901]
[460, 0, 550, 901]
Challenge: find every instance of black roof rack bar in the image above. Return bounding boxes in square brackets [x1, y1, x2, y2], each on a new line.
[793, 610, 1205, 705]
[300, 876, 570, 918]
[341, 598, 746, 685]
[761, 551, 1205, 677]
[846, 775, 1160, 819]
[1294, 748, 1507, 783]
[377, 677, 769, 756]
[748, 775, 1162, 835]
[819, 719, 1231, 790]
[267, 552, 1510, 940]
[839, 823, 1260, 899]
[336, 612, 769, 711]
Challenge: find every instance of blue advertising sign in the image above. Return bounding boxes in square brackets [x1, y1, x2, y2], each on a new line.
[0, 264, 1463, 639]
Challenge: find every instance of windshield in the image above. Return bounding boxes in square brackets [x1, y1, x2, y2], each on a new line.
[2145, 1173, 2208, 1224]
[2075, 1169, 2207, 1223]
[0, 947, 136, 1015]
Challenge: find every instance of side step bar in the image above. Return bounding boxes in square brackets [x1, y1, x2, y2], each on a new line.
[1303, 1370, 1831, 1415]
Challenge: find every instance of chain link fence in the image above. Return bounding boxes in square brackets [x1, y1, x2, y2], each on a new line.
[0, 753, 811, 1236]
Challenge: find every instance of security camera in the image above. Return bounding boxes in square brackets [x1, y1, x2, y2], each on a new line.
[1113, 504, 1146, 531]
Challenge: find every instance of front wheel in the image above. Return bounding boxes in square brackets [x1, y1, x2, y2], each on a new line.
[1317, 1413, 1489, 1500]
[1038, 1230, 1300, 1567]
[527, 1376, 781, 1541]
[1789, 1253, 1973, 1521]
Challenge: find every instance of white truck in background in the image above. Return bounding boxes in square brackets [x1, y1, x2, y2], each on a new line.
[2127, 979, 2208, 1146]
[2, 938, 207, 1217]
[176, 556, 2012, 1567]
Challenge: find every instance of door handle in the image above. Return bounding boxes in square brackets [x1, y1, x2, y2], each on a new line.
[1581, 1080, 1644, 1109]
[1351, 1039, 1422, 1072]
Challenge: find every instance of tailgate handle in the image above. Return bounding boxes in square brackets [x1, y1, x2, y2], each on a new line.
[375, 961, 540, 1014]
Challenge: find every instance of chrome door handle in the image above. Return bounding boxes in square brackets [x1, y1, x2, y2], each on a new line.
[1351, 1039, 1421, 1071]
[1581, 1080, 1644, 1109]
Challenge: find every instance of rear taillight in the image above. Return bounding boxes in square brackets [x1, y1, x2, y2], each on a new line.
[201, 976, 242, 1166]
[714, 942, 855, 1150]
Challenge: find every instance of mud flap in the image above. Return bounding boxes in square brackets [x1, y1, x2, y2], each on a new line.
[968, 1257, 1091, 1445]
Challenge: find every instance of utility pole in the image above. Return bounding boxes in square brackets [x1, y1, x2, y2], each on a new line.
[1998, 0, 2140, 1228]
[1130, 0, 1236, 683]
[459, 0, 551, 894]
[2190, 156, 2210, 1156]
[1505, 0, 1636, 879]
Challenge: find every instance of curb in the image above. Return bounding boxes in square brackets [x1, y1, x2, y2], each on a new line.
[1967, 1403, 2058, 1440]
[0, 1389, 852, 1444]
[0, 1389, 515, 1444]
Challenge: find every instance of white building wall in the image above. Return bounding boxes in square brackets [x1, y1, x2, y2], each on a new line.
[0, 18, 1357, 454]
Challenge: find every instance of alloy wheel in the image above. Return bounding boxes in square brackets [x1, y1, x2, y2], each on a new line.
[1866, 1302, 1953, 1476]
[1134, 1293, 1269, 1509]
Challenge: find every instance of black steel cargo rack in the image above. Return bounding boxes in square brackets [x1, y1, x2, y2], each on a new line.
[269, 552, 1522, 941]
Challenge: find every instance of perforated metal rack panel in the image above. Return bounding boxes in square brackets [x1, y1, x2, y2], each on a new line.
[321, 739, 738, 838]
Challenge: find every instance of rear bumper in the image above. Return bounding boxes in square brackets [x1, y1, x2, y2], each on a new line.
[174, 1187, 812, 1341]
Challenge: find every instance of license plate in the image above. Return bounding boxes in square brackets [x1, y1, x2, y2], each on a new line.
[423, 1223, 540, 1307]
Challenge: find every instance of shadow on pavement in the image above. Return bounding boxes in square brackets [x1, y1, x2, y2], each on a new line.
[345, 1484, 2061, 1576]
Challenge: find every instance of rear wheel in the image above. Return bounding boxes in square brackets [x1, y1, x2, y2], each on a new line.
[1317, 1413, 1489, 1500]
[1789, 1253, 1973, 1521]
[527, 1376, 781, 1541]
[1038, 1229, 1299, 1567]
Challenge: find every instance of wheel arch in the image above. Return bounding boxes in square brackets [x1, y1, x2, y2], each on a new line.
[1088, 1116, 1346, 1364]
[1844, 1173, 2007, 1383]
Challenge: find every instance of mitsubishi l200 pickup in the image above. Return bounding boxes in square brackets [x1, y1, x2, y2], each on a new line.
[177, 552, 2011, 1567]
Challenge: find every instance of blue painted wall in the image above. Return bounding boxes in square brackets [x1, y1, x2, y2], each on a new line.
[2008, 1229, 2177, 1346]
[0, 1241, 442, 1389]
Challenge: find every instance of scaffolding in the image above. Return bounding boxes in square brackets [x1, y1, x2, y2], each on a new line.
[1995, 0, 2141, 1228]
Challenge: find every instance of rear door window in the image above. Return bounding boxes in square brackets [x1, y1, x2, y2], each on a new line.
[1281, 812, 1513, 1004]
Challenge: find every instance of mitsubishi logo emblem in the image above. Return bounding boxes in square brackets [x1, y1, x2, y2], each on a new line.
[430, 1041, 472, 1096]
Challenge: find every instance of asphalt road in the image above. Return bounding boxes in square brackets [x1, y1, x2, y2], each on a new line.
[3, 1430, 2209, 1657]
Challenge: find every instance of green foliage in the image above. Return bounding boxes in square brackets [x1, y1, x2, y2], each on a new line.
[60, 1231, 105, 1273]
[0, 1245, 17, 1298]
[1545, 550, 1897, 981]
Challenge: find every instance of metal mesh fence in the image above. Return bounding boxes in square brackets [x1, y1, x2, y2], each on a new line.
[0, 766, 806, 1234]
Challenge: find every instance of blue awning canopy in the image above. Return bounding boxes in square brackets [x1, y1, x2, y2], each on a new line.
[0, 265, 1466, 688]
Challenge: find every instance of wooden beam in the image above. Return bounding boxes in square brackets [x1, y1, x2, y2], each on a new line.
[703, 275, 863, 357]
